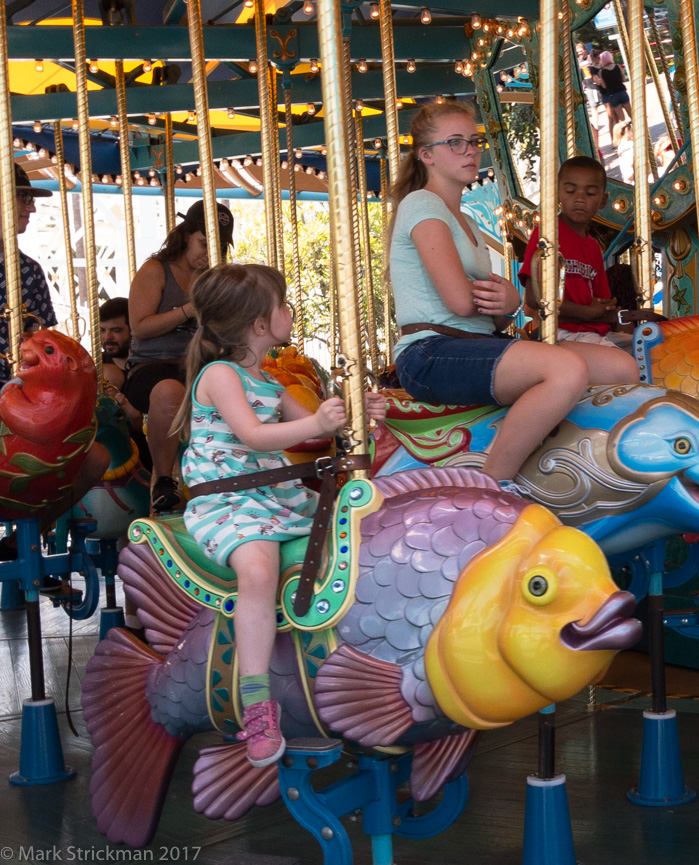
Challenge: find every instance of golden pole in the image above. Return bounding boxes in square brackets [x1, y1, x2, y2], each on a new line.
[612, 0, 657, 181]
[53, 122, 80, 338]
[186, 0, 221, 266]
[71, 0, 102, 385]
[254, 0, 278, 269]
[561, 0, 576, 159]
[629, 0, 654, 307]
[270, 68, 285, 269]
[355, 110, 379, 372]
[0, 0, 22, 368]
[538, 0, 559, 344]
[643, 31, 679, 154]
[283, 81, 304, 350]
[342, 38, 365, 361]
[317, 0, 368, 459]
[164, 113, 176, 235]
[114, 60, 137, 284]
[379, 0, 400, 186]
[680, 0, 699, 277]
[648, 8, 683, 145]
[380, 156, 393, 362]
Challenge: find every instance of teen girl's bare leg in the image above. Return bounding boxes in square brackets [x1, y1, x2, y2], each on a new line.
[558, 340, 640, 384]
[228, 540, 280, 677]
[483, 342, 589, 481]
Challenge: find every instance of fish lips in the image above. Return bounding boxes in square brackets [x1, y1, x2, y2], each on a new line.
[559, 590, 642, 651]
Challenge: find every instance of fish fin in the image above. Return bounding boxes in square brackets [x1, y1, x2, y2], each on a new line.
[82, 629, 184, 847]
[315, 644, 413, 746]
[373, 466, 500, 498]
[410, 729, 481, 802]
[119, 541, 201, 654]
[192, 742, 280, 820]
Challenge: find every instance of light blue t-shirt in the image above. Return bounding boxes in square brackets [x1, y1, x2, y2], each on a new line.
[389, 189, 495, 358]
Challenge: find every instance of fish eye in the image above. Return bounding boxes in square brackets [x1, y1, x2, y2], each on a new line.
[44, 345, 54, 355]
[528, 575, 548, 596]
[674, 436, 692, 455]
[521, 565, 559, 606]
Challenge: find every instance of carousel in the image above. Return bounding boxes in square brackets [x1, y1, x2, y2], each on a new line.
[1, 1, 699, 863]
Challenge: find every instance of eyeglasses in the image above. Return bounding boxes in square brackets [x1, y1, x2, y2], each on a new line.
[16, 192, 36, 206]
[424, 136, 488, 154]
[283, 300, 296, 321]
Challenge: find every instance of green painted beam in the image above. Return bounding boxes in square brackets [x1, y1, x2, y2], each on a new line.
[130, 109, 420, 167]
[6, 22, 471, 63]
[11, 66, 474, 122]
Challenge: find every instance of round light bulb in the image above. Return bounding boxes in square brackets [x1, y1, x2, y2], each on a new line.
[33, 121, 42, 133]
[421, 7, 432, 23]
[407, 59, 416, 73]
[358, 58, 368, 73]
[310, 58, 319, 72]
[35, 59, 43, 73]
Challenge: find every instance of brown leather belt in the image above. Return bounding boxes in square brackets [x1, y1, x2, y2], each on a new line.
[400, 322, 492, 339]
[187, 453, 371, 618]
[617, 309, 668, 324]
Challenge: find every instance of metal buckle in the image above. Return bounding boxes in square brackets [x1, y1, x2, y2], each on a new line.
[315, 456, 334, 479]
[617, 309, 630, 325]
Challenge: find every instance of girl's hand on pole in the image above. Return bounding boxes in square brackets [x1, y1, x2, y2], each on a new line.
[471, 271, 521, 316]
[365, 391, 387, 422]
[314, 397, 347, 436]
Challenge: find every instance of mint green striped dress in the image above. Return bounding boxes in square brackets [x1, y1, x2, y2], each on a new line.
[182, 360, 318, 568]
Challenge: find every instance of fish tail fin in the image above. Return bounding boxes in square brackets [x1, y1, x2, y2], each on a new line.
[82, 629, 184, 847]
[192, 742, 280, 820]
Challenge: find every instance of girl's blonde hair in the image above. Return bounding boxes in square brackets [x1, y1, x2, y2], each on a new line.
[171, 263, 287, 439]
[388, 99, 477, 208]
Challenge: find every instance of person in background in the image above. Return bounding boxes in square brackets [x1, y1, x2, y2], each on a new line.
[99, 296, 152, 474]
[598, 50, 631, 127]
[123, 200, 234, 513]
[613, 120, 635, 184]
[576, 42, 601, 154]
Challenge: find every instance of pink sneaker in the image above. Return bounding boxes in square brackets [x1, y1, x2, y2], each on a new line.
[236, 699, 286, 767]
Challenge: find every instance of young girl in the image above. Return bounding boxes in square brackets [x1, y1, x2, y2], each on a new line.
[389, 99, 639, 489]
[172, 263, 385, 767]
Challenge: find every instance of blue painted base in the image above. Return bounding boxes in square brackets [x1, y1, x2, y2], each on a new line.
[627, 710, 696, 806]
[99, 606, 126, 640]
[9, 698, 75, 786]
[1, 579, 25, 610]
[522, 774, 578, 865]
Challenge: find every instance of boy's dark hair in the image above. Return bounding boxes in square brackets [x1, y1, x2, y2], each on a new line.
[99, 296, 129, 325]
[606, 263, 639, 310]
[559, 156, 607, 191]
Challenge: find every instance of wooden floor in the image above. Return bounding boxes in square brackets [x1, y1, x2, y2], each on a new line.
[2, 581, 699, 865]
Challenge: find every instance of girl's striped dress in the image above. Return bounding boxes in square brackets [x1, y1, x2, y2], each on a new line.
[182, 360, 318, 568]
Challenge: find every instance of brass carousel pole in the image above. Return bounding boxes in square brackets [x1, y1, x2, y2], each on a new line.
[317, 0, 369, 457]
[282, 75, 305, 350]
[629, 0, 654, 307]
[355, 109, 379, 372]
[380, 155, 392, 361]
[378, 0, 400, 187]
[254, 0, 279, 269]
[71, 0, 102, 385]
[612, 0, 658, 182]
[185, 0, 221, 265]
[164, 113, 176, 235]
[0, 0, 22, 369]
[538, 0, 560, 344]
[114, 60, 137, 284]
[53, 122, 80, 338]
[561, 0, 576, 159]
[648, 8, 683, 145]
[643, 29, 680, 154]
[269, 67, 285, 269]
[680, 0, 699, 211]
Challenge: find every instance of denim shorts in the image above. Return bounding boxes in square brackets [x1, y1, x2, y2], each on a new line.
[607, 90, 629, 108]
[394, 335, 515, 406]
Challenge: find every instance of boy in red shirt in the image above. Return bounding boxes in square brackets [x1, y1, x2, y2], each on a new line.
[519, 156, 622, 347]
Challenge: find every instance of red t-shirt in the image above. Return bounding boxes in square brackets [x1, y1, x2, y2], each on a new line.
[519, 218, 611, 335]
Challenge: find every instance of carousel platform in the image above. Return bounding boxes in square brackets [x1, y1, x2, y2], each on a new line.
[1, 576, 698, 865]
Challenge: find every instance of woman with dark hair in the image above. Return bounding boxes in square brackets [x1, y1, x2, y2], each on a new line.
[124, 200, 234, 512]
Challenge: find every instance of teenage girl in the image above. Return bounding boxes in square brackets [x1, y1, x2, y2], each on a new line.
[171, 263, 385, 766]
[389, 99, 638, 489]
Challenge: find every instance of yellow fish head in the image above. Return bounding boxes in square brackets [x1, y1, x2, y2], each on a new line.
[425, 504, 641, 730]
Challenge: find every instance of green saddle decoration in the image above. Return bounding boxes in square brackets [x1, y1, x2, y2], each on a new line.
[128, 476, 382, 633]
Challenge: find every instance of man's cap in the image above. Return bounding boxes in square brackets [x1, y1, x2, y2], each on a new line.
[14, 163, 53, 198]
[180, 200, 233, 246]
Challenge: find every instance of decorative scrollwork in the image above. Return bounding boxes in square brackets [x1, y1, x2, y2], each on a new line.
[270, 28, 298, 63]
